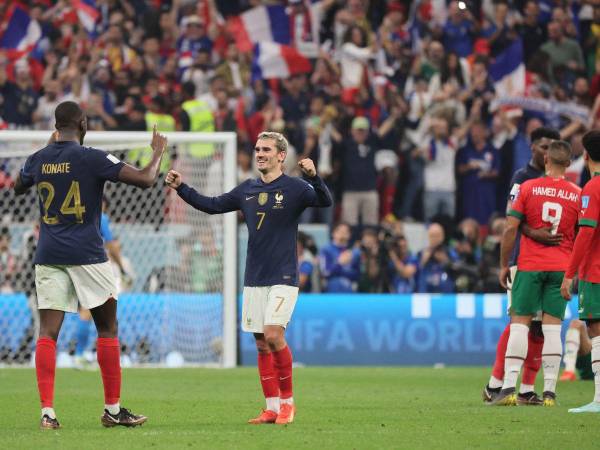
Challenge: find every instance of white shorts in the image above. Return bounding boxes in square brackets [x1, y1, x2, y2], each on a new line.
[241, 285, 299, 333]
[507, 265, 542, 321]
[35, 262, 118, 313]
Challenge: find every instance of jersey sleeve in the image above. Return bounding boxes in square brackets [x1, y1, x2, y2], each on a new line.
[579, 184, 600, 228]
[176, 182, 241, 214]
[508, 180, 528, 221]
[84, 148, 125, 182]
[299, 175, 333, 208]
[100, 214, 114, 242]
[19, 154, 36, 188]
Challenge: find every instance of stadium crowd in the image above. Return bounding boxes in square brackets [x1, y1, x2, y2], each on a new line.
[1, 0, 600, 294]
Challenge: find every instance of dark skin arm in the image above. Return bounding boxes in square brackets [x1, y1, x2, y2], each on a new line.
[118, 125, 168, 188]
[499, 216, 520, 289]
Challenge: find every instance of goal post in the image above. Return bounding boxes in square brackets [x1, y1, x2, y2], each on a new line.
[0, 130, 238, 368]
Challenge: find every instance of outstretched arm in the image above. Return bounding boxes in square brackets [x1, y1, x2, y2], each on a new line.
[118, 125, 168, 188]
[165, 170, 240, 214]
[298, 158, 333, 207]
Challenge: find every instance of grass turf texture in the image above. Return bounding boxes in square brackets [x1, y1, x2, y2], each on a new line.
[1, 367, 598, 449]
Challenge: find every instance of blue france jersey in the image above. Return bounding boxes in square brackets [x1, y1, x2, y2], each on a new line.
[177, 173, 332, 286]
[20, 141, 124, 265]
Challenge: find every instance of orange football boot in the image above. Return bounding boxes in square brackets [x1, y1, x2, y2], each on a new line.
[248, 409, 278, 424]
[275, 403, 295, 424]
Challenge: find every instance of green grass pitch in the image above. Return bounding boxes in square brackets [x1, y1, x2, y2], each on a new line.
[1, 367, 598, 449]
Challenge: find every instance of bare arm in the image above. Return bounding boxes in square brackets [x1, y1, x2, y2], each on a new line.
[118, 126, 168, 188]
[499, 216, 520, 289]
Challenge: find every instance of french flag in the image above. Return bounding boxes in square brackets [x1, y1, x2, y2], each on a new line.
[0, 4, 42, 59]
[489, 38, 526, 97]
[73, 0, 99, 34]
[227, 5, 290, 53]
[252, 42, 311, 80]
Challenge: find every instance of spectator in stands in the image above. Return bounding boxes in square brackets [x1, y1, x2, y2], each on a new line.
[215, 42, 250, 97]
[541, 21, 585, 85]
[0, 226, 15, 293]
[452, 218, 481, 292]
[182, 48, 214, 97]
[443, 1, 477, 58]
[387, 234, 417, 294]
[33, 79, 63, 130]
[358, 228, 387, 293]
[456, 119, 500, 228]
[416, 222, 456, 293]
[339, 114, 398, 227]
[479, 215, 505, 293]
[0, 60, 38, 128]
[297, 233, 316, 293]
[320, 222, 360, 293]
[177, 15, 213, 63]
[113, 100, 146, 131]
[519, 0, 547, 62]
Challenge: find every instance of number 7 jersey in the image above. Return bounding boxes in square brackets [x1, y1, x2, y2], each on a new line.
[20, 141, 124, 265]
[508, 176, 581, 271]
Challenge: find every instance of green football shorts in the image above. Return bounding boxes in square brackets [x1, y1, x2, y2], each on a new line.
[510, 270, 567, 320]
[578, 280, 600, 321]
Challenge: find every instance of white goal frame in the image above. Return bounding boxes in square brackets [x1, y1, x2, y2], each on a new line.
[0, 130, 238, 368]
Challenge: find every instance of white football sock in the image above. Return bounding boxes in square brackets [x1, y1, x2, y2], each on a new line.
[502, 323, 529, 390]
[280, 397, 294, 405]
[542, 324, 562, 393]
[105, 403, 120, 415]
[563, 327, 580, 373]
[266, 397, 280, 413]
[41, 407, 56, 419]
[519, 383, 534, 394]
[488, 376, 503, 389]
[592, 337, 600, 403]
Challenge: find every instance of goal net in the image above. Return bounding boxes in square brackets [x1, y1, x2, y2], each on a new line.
[0, 131, 237, 368]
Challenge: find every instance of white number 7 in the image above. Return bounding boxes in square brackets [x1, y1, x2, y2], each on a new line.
[541, 201, 563, 235]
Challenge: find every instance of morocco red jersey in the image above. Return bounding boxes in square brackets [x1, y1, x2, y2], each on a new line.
[508, 176, 581, 271]
[576, 176, 600, 282]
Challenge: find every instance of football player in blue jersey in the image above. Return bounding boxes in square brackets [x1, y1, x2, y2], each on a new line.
[14, 101, 168, 429]
[165, 131, 332, 425]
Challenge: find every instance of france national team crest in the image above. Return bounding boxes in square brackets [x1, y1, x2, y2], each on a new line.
[273, 191, 284, 209]
[582, 195, 590, 209]
[258, 192, 268, 206]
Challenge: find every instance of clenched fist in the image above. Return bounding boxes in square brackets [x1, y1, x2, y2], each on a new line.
[298, 158, 317, 177]
[165, 170, 182, 189]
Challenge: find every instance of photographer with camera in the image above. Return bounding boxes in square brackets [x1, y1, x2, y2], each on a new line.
[387, 233, 418, 294]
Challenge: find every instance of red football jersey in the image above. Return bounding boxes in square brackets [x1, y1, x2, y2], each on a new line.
[509, 176, 581, 271]
[577, 176, 600, 282]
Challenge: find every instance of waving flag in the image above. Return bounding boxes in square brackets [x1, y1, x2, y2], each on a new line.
[252, 42, 311, 80]
[73, 0, 99, 34]
[227, 5, 291, 53]
[0, 4, 42, 59]
[489, 38, 526, 97]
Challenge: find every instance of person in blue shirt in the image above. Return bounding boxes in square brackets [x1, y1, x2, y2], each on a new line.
[456, 120, 501, 227]
[297, 235, 314, 293]
[319, 222, 361, 293]
[416, 223, 457, 293]
[387, 235, 418, 294]
[442, 1, 477, 58]
[165, 131, 332, 425]
[14, 101, 167, 429]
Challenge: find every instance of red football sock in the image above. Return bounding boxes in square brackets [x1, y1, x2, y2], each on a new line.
[36, 337, 57, 408]
[97, 338, 121, 405]
[522, 332, 544, 386]
[491, 324, 511, 380]
[257, 352, 279, 398]
[272, 346, 293, 400]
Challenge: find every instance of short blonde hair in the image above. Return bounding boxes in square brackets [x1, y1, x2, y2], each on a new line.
[257, 131, 289, 153]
